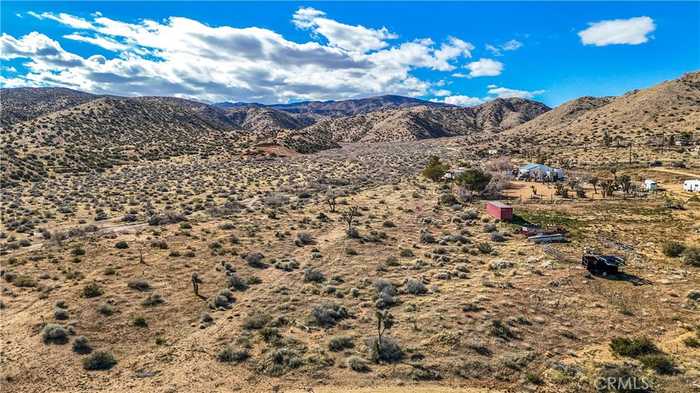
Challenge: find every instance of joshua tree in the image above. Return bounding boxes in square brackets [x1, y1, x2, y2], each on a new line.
[191, 272, 205, 300]
[325, 188, 337, 212]
[374, 309, 395, 363]
[590, 176, 599, 194]
[341, 206, 359, 232]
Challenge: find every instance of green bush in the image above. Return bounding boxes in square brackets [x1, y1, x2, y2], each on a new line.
[82, 282, 104, 298]
[328, 336, 354, 352]
[72, 336, 93, 354]
[662, 241, 685, 257]
[42, 323, 69, 344]
[346, 355, 370, 372]
[683, 247, 700, 267]
[610, 337, 658, 358]
[217, 346, 249, 363]
[639, 354, 676, 375]
[83, 351, 117, 371]
[421, 156, 448, 182]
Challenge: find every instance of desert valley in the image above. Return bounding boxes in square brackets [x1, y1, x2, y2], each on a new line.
[1, 69, 699, 393]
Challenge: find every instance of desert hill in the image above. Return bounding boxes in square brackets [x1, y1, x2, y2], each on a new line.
[217, 94, 453, 117]
[502, 71, 700, 149]
[0, 87, 98, 127]
[298, 98, 550, 143]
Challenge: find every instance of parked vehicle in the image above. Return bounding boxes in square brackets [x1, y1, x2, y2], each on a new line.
[582, 253, 624, 274]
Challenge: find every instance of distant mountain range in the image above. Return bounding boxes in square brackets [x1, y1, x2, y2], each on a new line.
[215, 95, 453, 117]
[2, 71, 697, 185]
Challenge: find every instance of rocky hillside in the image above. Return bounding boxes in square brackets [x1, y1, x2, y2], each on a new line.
[298, 98, 550, 143]
[224, 107, 315, 136]
[218, 94, 453, 117]
[1, 96, 244, 185]
[502, 71, 700, 149]
[0, 87, 98, 127]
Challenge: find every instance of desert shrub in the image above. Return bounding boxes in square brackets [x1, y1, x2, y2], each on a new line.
[490, 320, 517, 340]
[405, 278, 427, 295]
[54, 307, 70, 320]
[244, 252, 267, 268]
[83, 351, 117, 371]
[243, 313, 271, 330]
[421, 156, 448, 182]
[295, 232, 314, 246]
[127, 279, 151, 291]
[212, 289, 235, 309]
[259, 327, 282, 343]
[347, 356, 370, 372]
[374, 279, 398, 308]
[142, 292, 165, 307]
[114, 241, 129, 249]
[133, 316, 148, 327]
[399, 248, 414, 258]
[227, 274, 249, 291]
[151, 240, 168, 249]
[683, 336, 700, 348]
[217, 346, 249, 363]
[410, 365, 442, 381]
[82, 282, 104, 298]
[98, 303, 114, 316]
[328, 336, 354, 352]
[13, 274, 36, 287]
[662, 241, 685, 257]
[610, 337, 658, 358]
[639, 354, 677, 375]
[455, 360, 493, 379]
[684, 247, 700, 267]
[42, 323, 69, 344]
[311, 302, 348, 327]
[419, 231, 436, 244]
[257, 348, 303, 376]
[367, 336, 403, 363]
[477, 242, 493, 254]
[219, 223, 235, 230]
[148, 212, 184, 226]
[303, 267, 325, 283]
[72, 336, 93, 354]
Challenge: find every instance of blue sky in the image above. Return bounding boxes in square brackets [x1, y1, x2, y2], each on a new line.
[1, 1, 698, 106]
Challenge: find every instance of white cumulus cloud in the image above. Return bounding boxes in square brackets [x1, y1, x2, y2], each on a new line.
[578, 16, 655, 46]
[5, 8, 476, 103]
[442, 95, 484, 106]
[465, 58, 503, 78]
[487, 84, 544, 99]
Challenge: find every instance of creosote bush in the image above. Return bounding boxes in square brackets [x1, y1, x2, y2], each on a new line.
[311, 302, 348, 327]
[83, 351, 117, 371]
[217, 346, 249, 363]
[662, 241, 685, 257]
[42, 323, 69, 344]
[72, 336, 93, 354]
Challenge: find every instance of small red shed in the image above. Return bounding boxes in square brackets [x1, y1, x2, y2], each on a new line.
[485, 201, 513, 221]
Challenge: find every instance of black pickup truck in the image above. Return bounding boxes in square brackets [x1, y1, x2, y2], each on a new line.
[582, 253, 624, 274]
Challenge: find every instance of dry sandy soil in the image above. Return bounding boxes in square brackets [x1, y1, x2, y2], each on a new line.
[1, 140, 700, 393]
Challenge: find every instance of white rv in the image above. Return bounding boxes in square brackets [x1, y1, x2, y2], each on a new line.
[643, 179, 657, 191]
[683, 180, 700, 192]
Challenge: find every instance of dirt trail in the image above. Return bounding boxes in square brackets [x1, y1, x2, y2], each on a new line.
[648, 167, 700, 178]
